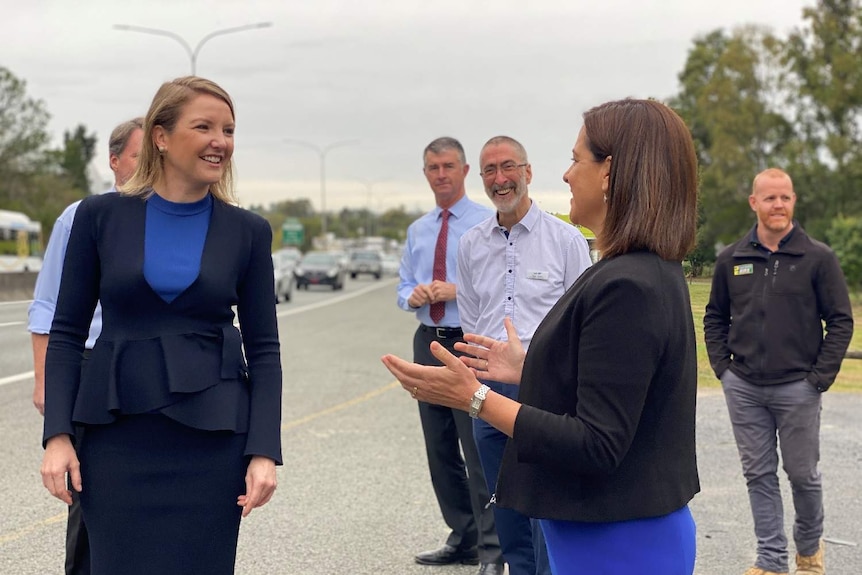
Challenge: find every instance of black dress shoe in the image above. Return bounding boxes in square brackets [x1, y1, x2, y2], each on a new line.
[476, 563, 505, 575]
[414, 544, 479, 565]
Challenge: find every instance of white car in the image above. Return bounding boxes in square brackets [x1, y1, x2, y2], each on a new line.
[381, 253, 400, 276]
[272, 253, 296, 303]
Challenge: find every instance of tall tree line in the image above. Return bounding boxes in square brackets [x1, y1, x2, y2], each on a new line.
[668, 0, 862, 285]
[0, 67, 96, 239]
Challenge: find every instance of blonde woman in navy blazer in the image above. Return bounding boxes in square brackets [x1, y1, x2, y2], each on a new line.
[41, 77, 282, 575]
[383, 99, 700, 574]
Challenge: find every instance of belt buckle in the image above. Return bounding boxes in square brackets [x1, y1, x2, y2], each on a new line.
[435, 327, 447, 339]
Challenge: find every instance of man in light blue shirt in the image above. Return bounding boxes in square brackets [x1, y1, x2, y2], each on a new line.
[28, 117, 143, 575]
[398, 137, 503, 575]
[457, 136, 591, 575]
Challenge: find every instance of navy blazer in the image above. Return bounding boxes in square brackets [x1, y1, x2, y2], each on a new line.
[44, 192, 283, 464]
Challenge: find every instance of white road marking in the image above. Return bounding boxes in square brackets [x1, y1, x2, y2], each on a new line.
[0, 371, 34, 387]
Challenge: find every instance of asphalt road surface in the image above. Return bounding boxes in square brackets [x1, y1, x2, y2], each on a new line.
[0, 276, 859, 574]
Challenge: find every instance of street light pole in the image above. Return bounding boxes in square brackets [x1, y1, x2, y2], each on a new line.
[285, 139, 360, 245]
[113, 22, 273, 75]
[353, 179, 387, 237]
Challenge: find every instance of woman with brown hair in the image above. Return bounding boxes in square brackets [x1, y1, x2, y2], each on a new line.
[383, 98, 700, 574]
[40, 77, 282, 575]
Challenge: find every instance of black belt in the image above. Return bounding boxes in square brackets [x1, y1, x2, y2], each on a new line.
[421, 324, 463, 339]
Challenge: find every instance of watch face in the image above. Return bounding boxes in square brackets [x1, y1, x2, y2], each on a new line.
[469, 385, 488, 418]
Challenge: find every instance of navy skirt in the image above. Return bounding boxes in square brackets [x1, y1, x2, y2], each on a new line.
[77, 414, 248, 575]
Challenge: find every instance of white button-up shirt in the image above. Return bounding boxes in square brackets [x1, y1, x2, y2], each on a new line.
[456, 200, 591, 350]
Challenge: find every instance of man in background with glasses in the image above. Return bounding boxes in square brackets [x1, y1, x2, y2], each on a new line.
[397, 137, 502, 574]
[457, 136, 591, 575]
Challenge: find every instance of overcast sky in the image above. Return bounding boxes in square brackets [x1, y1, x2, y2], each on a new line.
[2, 0, 814, 215]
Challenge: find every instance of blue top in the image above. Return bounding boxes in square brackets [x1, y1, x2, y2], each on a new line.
[28, 188, 115, 348]
[456, 200, 591, 350]
[397, 195, 493, 327]
[144, 192, 213, 303]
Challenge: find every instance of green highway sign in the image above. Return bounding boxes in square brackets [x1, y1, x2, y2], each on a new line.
[281, 218, 304, 246]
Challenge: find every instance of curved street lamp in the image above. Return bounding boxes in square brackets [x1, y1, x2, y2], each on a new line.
[113, 22, 273, 75]
[285, 139, 360, 244]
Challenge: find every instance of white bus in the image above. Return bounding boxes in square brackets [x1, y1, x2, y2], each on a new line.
[0, 209, 43, 272]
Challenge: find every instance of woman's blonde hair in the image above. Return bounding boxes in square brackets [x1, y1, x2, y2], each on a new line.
[120, 76, 237, 204]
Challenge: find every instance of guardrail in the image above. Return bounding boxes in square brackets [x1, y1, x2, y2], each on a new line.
[0, 272, 36, 301]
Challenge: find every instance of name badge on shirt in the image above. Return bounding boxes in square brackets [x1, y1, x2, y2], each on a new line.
[527, 271, 549, 281]
[733, 264, 754, 276]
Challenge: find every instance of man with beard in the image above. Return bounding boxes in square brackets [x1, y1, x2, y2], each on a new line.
[398, 137, 503, 574]
[456, 136, 591, 575]
[704, 168, 853, 575]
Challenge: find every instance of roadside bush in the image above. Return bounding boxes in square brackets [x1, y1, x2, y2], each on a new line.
[825, 216, 862, 291]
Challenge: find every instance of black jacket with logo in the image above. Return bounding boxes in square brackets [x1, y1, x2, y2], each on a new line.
[704, 222, 853, 391]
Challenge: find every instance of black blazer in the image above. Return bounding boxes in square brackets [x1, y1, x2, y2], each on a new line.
[495, 251, 699, 522]
[44, 192, 283, 464]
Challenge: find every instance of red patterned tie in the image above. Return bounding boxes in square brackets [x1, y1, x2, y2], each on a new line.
[430, 209, 449, 324]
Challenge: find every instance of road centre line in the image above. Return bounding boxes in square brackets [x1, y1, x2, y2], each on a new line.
[1, 280, 403, 544]
[0, 380, 402, 546]
[282, 380, 400, 431]
[0, 513, 66, 545]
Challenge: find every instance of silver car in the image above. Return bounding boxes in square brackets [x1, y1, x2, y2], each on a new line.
[272, 252, 296, 303]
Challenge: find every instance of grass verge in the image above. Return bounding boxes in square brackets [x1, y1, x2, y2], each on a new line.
[689, 280, 861, 392]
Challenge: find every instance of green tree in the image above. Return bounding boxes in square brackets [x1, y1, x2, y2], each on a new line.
[782, 0, 862, 235]
[250, 199, 322, 253]
[669, 27, 794, 265]
[57, 124, 98, 193]
[0, 67, 51, 206]
[376, 206, 422, 242]
[825, 216, 862, 288]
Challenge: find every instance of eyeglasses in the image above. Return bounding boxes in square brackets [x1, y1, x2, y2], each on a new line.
[480, 162, 527, 178]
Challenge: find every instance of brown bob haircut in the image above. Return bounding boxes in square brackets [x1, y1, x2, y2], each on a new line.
[584, 99, 698, 262]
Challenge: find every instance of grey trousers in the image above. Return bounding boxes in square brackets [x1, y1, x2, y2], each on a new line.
[721, 369, 824, 573]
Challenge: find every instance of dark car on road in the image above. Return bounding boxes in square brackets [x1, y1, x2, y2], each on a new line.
[294, 251, 346, 290]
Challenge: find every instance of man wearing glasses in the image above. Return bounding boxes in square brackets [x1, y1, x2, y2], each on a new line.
[397, 137, 503, 574]
[457, 136, 591, 575]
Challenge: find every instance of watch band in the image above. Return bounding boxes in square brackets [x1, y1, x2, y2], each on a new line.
[469, 384, 490, 419]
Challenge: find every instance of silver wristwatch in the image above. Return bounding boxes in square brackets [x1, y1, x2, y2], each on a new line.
[469, 384, 490, 419]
